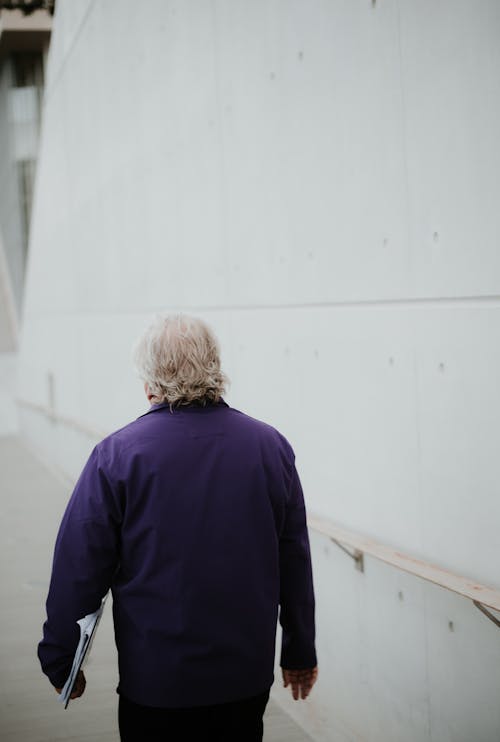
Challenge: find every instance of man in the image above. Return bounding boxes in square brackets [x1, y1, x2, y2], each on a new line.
[38, 315, 317, 741]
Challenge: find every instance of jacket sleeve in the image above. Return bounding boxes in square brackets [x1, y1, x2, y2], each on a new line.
[37, 444, 122, 688]
[279, 465, 317, 670]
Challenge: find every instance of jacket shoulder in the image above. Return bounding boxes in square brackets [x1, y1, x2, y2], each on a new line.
[92, 412, 154, 464]
[226, 406, 295, 458]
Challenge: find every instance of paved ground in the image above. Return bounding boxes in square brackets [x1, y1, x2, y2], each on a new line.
[0, 435, 312, 741]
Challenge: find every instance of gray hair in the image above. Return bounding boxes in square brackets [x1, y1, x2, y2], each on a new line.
[133, 314, 228, 407]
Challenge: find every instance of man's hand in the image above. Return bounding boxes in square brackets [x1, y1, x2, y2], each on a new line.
[55, 670, 86, 700]
[282, 666, 318, 700]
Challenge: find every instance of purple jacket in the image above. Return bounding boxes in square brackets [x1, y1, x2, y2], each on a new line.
[38, 400, 316, 707]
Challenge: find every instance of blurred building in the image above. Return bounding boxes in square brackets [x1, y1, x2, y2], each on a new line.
[0, 2, 52, 432]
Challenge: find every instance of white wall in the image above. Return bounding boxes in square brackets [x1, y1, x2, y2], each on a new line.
[0, 352, 18, 433]
[18, 1, 500, 740]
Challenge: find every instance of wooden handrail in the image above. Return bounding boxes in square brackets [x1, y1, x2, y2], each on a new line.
[308, 514, 500, 614]
[17, 397, 500, 620]
[17, 398, 107, 440]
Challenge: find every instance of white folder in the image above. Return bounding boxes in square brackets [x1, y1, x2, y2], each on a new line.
[59, 595, 107, 709]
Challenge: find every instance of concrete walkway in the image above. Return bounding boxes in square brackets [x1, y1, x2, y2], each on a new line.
[0, 436, 313, 741]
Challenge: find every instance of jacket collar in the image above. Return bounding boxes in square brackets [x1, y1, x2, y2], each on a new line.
[139, 398, 229, 418]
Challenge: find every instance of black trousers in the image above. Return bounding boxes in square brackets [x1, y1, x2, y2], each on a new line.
[118, 688, 271, 742]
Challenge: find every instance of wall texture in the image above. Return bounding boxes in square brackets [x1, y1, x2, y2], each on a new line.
[18, 1, 500, 740]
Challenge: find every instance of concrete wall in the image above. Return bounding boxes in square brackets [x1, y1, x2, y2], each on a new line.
[0, 352, 18, 433]
[18, 1, 500, 740]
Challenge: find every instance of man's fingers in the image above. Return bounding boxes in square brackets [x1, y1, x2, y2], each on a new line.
[72, 671, 86, 698]
[282, 669, 291, 688]
[60, 670, 86, 700]
[282, 666, 318, 701]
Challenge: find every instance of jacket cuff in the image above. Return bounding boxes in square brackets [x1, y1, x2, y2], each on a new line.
[280, 645, 317, 670]
[47, 665, 72, 689]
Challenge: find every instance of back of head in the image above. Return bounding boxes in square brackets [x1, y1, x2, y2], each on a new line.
[133, 314, 228, 407]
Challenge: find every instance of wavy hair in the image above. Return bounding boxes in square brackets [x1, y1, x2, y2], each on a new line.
[133, 314, 228, 407]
